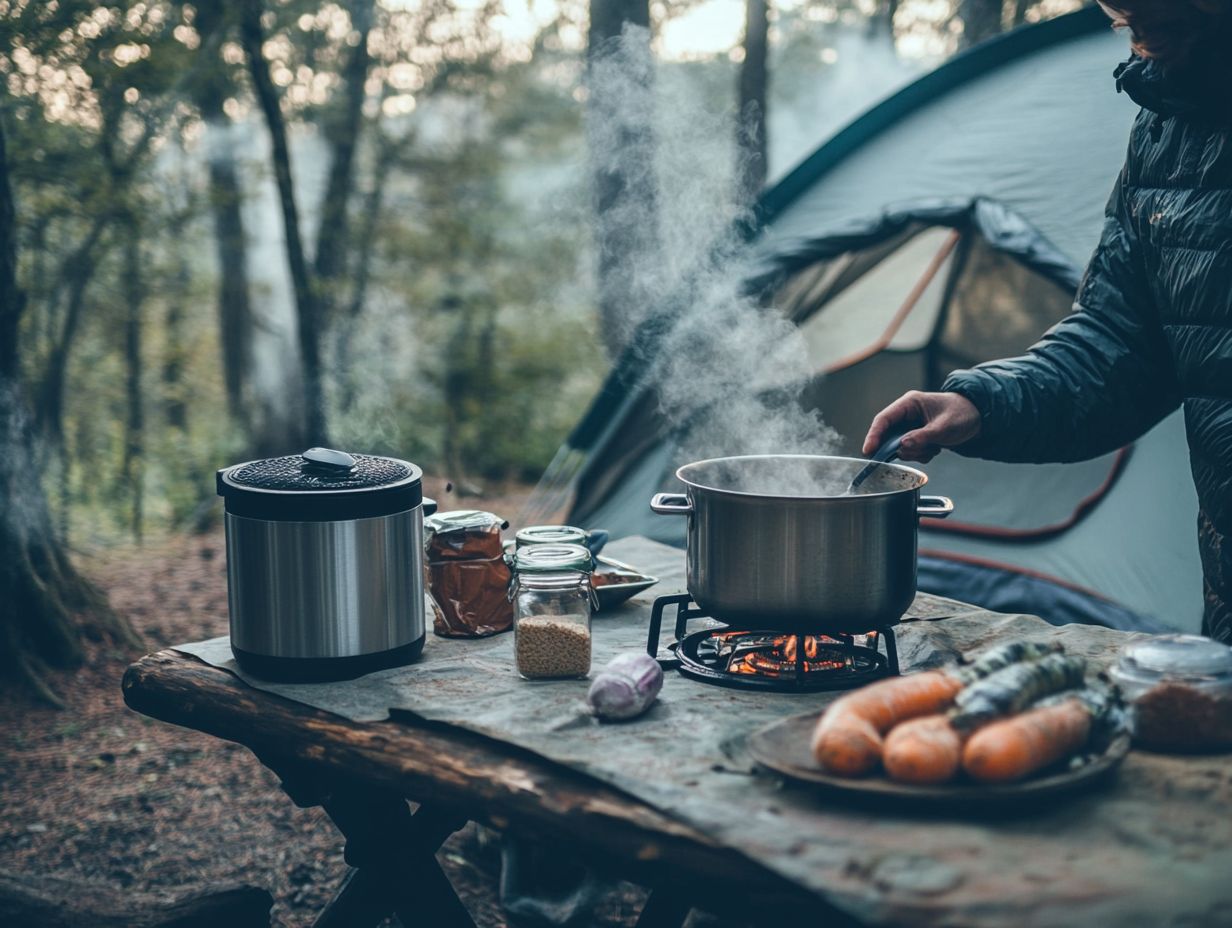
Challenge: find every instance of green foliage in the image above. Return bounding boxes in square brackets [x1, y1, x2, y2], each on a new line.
[0, 0, 1071, 545]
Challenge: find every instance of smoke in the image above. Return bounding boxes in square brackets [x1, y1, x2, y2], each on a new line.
[586, 26, 843, 492]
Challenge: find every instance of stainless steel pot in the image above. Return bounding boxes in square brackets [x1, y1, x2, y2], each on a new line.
[217, 447, 433, 681]
[651, 454, 953, 632]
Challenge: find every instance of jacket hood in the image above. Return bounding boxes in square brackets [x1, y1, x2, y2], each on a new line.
[1114, 54, 1232, 126]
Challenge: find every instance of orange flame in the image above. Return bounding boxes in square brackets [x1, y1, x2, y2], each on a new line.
[723, 632, 866, 677]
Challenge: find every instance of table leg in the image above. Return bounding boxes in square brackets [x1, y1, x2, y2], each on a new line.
[312, 867, 394, 928]
[264, 757, 473, 928]
[635, 889, 692, 928]
[322, 790, 474, 928]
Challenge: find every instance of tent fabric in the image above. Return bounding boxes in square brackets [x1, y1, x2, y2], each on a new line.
[553, 8, 1205, 633]
[918, 448, 1128, 538]
[916, 555, 1165, 632]
[750, 13, 1137, 271]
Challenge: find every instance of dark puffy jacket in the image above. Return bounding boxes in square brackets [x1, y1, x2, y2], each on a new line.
[942, 55, 1232, 641]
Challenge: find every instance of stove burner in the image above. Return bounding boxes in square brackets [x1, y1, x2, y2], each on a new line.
[647, 593, 899, 692]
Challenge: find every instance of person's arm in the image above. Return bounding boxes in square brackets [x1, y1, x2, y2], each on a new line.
[865, 171, 1181, 464]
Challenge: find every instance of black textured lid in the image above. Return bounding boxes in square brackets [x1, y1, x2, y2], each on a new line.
[217, 448, 422, 521]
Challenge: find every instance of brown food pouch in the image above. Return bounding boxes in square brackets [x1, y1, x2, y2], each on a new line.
[429, 558, 513, 637]
[424, 510, 513, 637]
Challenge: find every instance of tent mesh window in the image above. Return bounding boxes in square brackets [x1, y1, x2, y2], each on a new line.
[937, 238, 1074, 374]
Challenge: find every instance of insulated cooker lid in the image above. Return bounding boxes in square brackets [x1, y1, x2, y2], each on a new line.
[217, 447, 423, 521]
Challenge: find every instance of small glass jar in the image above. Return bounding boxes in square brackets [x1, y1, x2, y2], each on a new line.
[1110, 634, 1232, 752]
[511, 543, 596, 680]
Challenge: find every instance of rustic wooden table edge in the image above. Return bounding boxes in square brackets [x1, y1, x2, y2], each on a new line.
[123, 648, 849, 925]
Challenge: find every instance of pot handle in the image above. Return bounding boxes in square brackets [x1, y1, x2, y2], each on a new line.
[651, 493, 692, 515]
[917, 496, 954, 519]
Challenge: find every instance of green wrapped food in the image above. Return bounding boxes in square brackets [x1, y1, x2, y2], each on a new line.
[954, 640, 1062, 684]
[952, 653, 1088, 730]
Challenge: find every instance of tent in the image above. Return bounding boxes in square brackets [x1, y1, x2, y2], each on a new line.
[533, 6, 1204, 633]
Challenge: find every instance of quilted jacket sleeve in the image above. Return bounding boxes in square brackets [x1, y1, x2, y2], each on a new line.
[941, 171, 1182, 463]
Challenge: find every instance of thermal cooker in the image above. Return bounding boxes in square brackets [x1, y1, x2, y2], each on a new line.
[216, 447, 434, 681]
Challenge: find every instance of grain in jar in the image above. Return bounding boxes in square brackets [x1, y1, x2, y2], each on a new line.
[1110, 634, 1232, 752]
[511, 544, 596, 680]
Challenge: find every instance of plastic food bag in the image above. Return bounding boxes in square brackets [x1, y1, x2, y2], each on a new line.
[424, 510, 513, 637]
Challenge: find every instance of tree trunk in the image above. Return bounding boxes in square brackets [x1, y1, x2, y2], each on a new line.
[958, 0, 1005, 48]
[35, 112, 156, 456]
[586, 0, 659, 357]
[34, 217, 106, 453]
[313, 0, 374, 329]
[163, 213, 190, 432]
[193, 0, 257, 432]
[335, 127, 397, 414]
[0, 117, 137, 706]
[439, 292, 471, 481]
[122, 217, 144, 544]
[871, 0, 899, 38]
[240, 0, 325, 446]
[737, 0, 770, 203]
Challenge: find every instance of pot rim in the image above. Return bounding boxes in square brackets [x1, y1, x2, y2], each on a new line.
[674, 453, 928, 501]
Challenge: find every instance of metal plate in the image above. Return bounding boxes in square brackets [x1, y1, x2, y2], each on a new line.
[593, 555, 659, 611]
[747, 711, 1131, 809]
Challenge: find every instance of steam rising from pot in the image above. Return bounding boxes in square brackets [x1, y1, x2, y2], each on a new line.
[586, 26, 842, 494]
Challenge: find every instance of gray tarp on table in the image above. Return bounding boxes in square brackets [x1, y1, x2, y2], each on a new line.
[177, 537, 1232, 928]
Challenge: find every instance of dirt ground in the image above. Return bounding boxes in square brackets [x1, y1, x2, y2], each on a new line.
[0, 481, 650, 927]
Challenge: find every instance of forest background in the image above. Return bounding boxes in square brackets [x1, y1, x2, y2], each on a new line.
[0, 0, 1083, 697]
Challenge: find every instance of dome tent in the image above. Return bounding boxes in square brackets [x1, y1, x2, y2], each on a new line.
[533, 5, 1203, 633]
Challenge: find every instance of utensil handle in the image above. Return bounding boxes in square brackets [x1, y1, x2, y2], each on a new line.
[650, 493, 692, 515]
[849, 423, 912, 491]
[917, 496, 954, 519]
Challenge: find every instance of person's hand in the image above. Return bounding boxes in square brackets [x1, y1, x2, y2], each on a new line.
[863, 391, 982, 463]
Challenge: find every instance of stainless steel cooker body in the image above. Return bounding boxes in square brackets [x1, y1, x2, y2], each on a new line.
[652, 454, 953, 632]
[217, 448, 428, 681]
[225, 506, 425, 660]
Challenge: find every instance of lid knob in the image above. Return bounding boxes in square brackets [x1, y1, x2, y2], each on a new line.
[301, 447, 357, 476]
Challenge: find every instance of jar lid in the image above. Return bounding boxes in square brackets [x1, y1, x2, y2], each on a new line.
[513, 543, 593, 573]
[1114, 634, 1232, 684]
[515, 525, 588, 548]
[217, 448, 422, 521]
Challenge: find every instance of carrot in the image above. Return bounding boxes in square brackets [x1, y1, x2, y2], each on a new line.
[883, 714, 965, 785]
[810, 717, 883, 777]
[810, 642, 1065, 778]
[961, 697, 1092, 783]
[811, 671, 963, 776]
[820, 670, 964, 733]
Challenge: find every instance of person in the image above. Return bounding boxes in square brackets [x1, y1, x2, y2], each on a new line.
[863, 0, 1232, 643]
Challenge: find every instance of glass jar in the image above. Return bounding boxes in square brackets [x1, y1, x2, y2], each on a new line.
[511, 543, 596, 680]
[1110, 634, 1232, 752]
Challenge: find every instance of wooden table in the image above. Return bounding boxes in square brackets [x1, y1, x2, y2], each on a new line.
[123, 648, 836, 928]
[122, 538, 1232, 928]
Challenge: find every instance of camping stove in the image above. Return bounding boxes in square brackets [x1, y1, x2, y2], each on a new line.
[646, 593, 899, 693]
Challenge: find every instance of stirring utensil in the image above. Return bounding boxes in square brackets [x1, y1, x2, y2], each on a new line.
[847, 424, 911, 494]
